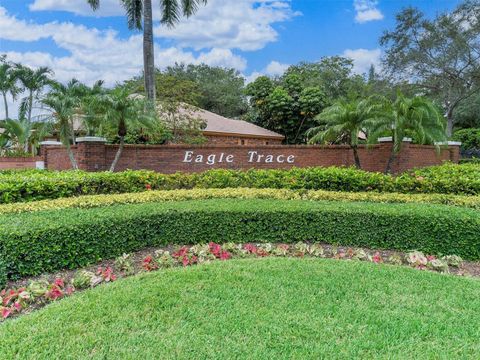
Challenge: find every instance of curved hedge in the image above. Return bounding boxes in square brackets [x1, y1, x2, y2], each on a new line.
[1, 199, 479, 278]
[1, 188, 479, 215]
[1, 163, 479, 204]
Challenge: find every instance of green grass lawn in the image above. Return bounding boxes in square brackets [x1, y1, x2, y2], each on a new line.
[1, 258, 480, 359]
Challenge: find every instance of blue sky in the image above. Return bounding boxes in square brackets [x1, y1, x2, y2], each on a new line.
[0, 0, 461, 87]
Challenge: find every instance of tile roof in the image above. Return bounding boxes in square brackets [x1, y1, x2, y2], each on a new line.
[192, 107, 284, 139]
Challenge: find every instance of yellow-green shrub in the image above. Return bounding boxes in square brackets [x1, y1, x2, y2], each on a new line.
[0, 188, 478, 215]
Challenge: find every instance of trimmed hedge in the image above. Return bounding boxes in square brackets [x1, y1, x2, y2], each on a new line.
[1, 163, 480, 204]
[1, 199, 479, 278]
[1, 188, 479, 215]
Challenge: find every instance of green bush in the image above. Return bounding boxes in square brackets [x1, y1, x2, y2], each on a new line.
[0, 256, 7, 289]
[1, 163, 479, 204]
[452, 128, 480, 151]
[1, 199, 479, 278]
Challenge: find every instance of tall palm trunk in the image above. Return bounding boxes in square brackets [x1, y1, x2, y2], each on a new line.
[27, 91, 33, 123]
[385, 139, 397, 174]
[143, 0, 156, 102]
[110, 136, 124, 172]
[65, 141, 79, 170]
[2, 91, 8, 119]
[352, 145, 361, 169]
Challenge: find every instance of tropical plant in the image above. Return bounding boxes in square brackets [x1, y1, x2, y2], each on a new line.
[39, 79, 86, 169]
[78, 80, 107, 136]
[87, 0, 208, 102]
[97, 87, 157, 171]
[307, 99, 380, 168]
[368, 94, 447, 173]
[0, 117, 50, 154]
[0, 57, 21, 120]
[14, 65, 53, 123]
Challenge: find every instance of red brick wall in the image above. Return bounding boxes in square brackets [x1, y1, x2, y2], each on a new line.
[0, 156, 43, 170]
[42, 142, 460, 174]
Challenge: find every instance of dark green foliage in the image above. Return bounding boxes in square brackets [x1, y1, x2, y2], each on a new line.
[0, 199, 478, 278]
[452, 128, 480, 152]
[0, 163, 479, 204]
[0, 255, 7, 289]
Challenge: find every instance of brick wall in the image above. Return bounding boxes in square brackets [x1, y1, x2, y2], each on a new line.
[0, 156, 43, 170]
[42, 141, 460, 174]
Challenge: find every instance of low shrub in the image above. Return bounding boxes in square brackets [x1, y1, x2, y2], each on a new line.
[0, 188, 479, 215]
[1, 163, 479, 204]
[1, 199, 478, 278]
[0, 256, 6, 289]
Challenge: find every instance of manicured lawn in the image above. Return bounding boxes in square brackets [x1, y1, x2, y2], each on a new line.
[1, 258, 480, 359]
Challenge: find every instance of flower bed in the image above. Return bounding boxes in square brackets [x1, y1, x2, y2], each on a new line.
[1, 241, 476, 322]
[1, 199, 479, 280]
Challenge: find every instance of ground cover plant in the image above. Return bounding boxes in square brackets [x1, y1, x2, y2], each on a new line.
[0, 198, 478, 280]
[0, 163, 479, 204]
[1, 257, 479, 358]
[1, 241, 475, 322]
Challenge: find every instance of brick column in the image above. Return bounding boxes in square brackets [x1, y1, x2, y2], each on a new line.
[75, 137, 107, 171]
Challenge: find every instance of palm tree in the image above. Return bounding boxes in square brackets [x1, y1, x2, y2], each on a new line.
[368, 94, 447, 174]
[14, 65, 53, 123]
[79, 80, 107, 136]
[39, 79, 86, 169]
[307, 99, 379, 169]
[0, 118, 50, 155]
[87, 0, 207, 102]
[98, 87, 156, 171]
[0, 59, 21, 120]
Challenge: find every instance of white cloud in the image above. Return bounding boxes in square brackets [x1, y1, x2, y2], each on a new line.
[29, 0, 124, 17]
[0, 6, 251, 117]
[245, 60, 289, 83]
[354, 0, 384, 23]
[30, 0, 299, 52]
[0, 6, 248, 86]
[265, 61, 289, 76]
[342, 48, 381, 74]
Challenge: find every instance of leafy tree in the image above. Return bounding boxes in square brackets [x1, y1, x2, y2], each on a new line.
[245, 74, 326, 143]
[380, 1, 480, 136]
[283, 57, 359, 101]
[307, 99, 379, 169]
[14, 65, 53, 123]
[368, 94, 447, 173]
[127, 64, 248, 117]
[0, 57, 20, 119]
[88, 0, 207, 102]
[0, 118, 51, 155]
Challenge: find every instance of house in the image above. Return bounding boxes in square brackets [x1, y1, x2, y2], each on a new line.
[189, 107, 284, 145]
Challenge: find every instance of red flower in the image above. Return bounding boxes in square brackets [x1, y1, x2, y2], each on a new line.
[244, 243, 257, 254]
[182, 256, 189, 267]
[54, 278, 64, 288]
[209, 242, 222, 257]
[1, 307, 12, 319]
[145, 184, 152, 190]
[65, 286, 75, 296]
[372, 252, 383, 263]
[142, 256, 158, 271]
[45, 285, 64, 300]
[427, 255, 436, 261]
[173, 247, 189, 258]
[219, 251, 231, 260]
